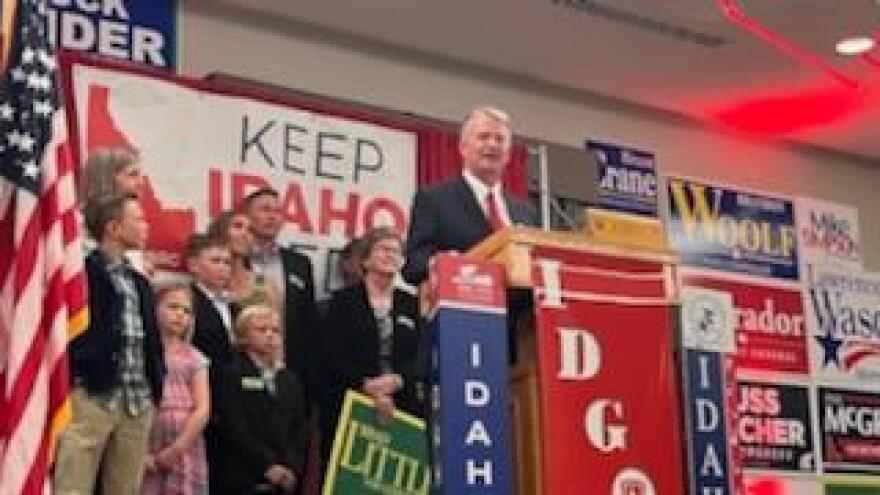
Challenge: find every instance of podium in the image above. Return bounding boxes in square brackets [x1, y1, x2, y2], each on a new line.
[466, 221, 681, 495]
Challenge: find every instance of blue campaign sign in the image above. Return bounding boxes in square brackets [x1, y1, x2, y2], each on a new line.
[429, 308, 512, 495]
[46, 0, 177, 68]
[683, 350, 734, 495]
[587, 140, 658, 216]
[667, 177, 799, 280]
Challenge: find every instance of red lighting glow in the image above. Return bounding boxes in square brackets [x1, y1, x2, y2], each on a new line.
[747, 477, 785, 495]
[713, 86, 864, 135]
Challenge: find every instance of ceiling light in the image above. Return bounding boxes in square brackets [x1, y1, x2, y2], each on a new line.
[836, 36, 875, 56]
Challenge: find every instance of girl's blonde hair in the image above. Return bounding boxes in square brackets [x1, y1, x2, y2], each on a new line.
[80, 146, 140, 202]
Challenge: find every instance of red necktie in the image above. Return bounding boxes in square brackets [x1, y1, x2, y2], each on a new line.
[485, 191, 503, 231]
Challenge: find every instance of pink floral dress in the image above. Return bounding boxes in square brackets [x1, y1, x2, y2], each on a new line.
[142, 342, 209, 495]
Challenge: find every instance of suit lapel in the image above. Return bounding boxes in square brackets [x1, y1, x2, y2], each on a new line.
[454, 176, 491, 234]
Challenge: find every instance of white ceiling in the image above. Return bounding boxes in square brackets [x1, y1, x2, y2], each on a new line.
[211, 0, 880, 160]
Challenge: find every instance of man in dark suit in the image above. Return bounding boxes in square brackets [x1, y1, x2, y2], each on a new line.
[402, 106, 538, 285]
[243, 188, 318, 393]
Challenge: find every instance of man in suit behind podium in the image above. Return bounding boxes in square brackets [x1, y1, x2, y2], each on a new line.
[402, 105, 538, 286]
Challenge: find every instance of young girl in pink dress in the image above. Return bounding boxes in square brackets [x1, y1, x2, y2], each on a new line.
[142, 284, 210, 495]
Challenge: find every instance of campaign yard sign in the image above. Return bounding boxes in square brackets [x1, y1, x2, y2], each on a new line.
[587, 140, 658, 216]
[680, 270, 809, 378]
[819, 388, 880, 474]
[667, 177, 798, 280]
[48, 0, 177, 68]
[323, 391, 429, 495]
[805, 267, 880, 387]
[735, 381, 815, 472]
[796, 197, 862, 271]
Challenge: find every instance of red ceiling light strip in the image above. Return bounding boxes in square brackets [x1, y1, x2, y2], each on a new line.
[716, 0, 860, 89]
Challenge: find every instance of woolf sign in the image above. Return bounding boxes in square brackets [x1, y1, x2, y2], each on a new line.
[667, 177, 798, 280]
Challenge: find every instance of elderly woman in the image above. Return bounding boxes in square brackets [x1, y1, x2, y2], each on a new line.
[318, 227, 425, 461]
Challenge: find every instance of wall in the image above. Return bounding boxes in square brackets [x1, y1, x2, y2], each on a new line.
[180, 2, 880, 267]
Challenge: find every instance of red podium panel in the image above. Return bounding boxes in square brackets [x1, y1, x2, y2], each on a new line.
[531, 245, 684, 495]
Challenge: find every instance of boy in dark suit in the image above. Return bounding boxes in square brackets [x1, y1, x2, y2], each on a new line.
[54, 194, 165, 495]
[213, 304, 307, 495]
[187, 233, 236, 368]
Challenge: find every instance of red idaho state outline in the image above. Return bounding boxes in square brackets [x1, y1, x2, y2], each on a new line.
[86, 84, 195, 271]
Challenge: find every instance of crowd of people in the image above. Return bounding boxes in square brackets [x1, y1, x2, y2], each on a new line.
[51, 106, 536, 495]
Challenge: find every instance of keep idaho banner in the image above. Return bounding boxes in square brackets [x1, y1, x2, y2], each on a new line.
[531, 245, 683, 495]
[63, 56, 416, 292]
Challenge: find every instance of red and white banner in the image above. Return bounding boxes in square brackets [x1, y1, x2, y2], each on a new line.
[531, 246, 683, 495]
[63, 57, 416, 292]
[680, 269, 808, 379]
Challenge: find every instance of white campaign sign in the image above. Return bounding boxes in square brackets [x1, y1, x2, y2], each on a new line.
[69, 62, 416, 294]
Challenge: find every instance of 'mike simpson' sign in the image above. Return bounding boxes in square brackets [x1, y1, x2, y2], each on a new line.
[819, 387, 880, 474]
[587, 140, 658, 216]
[48, 0, 177, 68]
[428, 255, 512, 495]
[532, 245, 683, 495]
[667, 177, 798, 280]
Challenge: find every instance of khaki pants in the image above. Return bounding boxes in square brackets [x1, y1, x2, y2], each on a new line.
[54, 388, 154, 495]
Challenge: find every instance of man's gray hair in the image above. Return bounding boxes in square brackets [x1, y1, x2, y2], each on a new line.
[460, 106, 511, 140]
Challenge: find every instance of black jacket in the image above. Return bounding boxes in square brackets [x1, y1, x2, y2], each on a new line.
[278, 247, 318, 386]
[318, 283, 426, 451]
[212, 351, 308, 495]
[402, 175, 537, 284]
[70, 250, 164, 402]
[190, 283, 237, 370]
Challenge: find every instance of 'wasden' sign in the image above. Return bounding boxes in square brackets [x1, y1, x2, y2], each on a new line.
[667, 177, 798, 280]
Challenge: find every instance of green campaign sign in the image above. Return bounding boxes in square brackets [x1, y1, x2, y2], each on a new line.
[323, 391, 429, 495]
[826, 483, 880, 494]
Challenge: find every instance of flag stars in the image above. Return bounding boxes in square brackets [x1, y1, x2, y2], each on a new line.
[11, 67, 27, 82]
[26, 73, 51, 92]
[0, 103, 13, 120]
[33, 100, 52, 117]
[19, 133, 35, 153]
[21, 47, 36, 64]
[37, 50, 55, 70]
[7, 129, 24, 148]
[21, 160, 39, 179]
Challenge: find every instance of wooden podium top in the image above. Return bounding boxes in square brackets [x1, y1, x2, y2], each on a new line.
[467, 226, 678, 288]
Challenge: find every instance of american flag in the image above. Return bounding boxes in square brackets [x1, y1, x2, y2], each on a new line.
[0, 1, 87, 494]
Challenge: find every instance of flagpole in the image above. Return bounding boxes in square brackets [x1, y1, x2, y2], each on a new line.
[0, 0, 19, 72]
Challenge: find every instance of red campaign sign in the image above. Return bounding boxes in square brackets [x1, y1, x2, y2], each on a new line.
[429, 254, 507, 310]
[531, 246, 683, 495]
[681, 272, 808, 376]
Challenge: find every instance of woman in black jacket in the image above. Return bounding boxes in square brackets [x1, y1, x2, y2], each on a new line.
[318, 227, 426, 464]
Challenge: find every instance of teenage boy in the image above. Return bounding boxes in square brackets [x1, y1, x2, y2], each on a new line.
[55, 193, 165, 495]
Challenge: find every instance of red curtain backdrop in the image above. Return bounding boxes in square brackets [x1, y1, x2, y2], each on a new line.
[417, 126, 528, 197]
